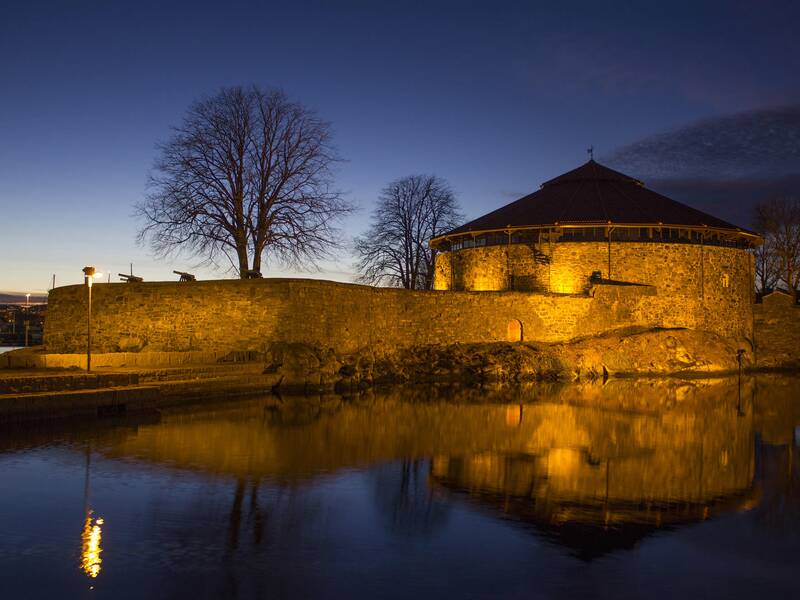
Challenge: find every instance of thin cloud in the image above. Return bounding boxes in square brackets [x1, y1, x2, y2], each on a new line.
[606, 105, 800, 180]
[605, 105, 800, 229]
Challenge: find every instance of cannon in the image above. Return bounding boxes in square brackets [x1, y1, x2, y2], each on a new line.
[173, 270, 196, 282]
[118, 273, 143, 283]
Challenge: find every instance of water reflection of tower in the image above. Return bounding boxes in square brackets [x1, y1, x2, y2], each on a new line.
[80, 443, 104, 580]
[430, 397, 759, 560]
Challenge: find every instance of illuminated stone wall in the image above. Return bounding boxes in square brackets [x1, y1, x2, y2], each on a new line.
[435, 242, 754, 339]
[754, 292, 800, 367]
[45, 278, 661, 355]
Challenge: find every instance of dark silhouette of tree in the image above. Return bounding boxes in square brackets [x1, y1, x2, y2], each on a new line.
[754, 239, 781, 294]
[137, 86, 352, 277]
[372, 459, 450, 536]
[354, 175, 462, 289]
[753, 197, 800, 296]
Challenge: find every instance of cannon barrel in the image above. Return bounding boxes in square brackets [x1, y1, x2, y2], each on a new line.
[173, 270, 196, 281]
[118, 273, 143, 283]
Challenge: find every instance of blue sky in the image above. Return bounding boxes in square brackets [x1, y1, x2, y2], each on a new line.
[2, 0, 799, 292]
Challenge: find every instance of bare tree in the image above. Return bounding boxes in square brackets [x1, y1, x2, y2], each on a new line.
[753, 197, 800, 296]
[754, 239, 781, 294]
[354, 175, 463, 289]
[137, 86, 352, 277]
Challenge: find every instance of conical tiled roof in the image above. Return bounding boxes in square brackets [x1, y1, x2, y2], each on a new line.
[540, 160, 643, 188]
[436, 160, 755, 240]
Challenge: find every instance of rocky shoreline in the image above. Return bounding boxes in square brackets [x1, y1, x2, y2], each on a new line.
[0, 327, 777, 421]
[265, 327, 753, 393]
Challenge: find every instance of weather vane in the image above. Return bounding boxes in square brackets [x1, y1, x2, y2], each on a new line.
[587, 145, 594, 160]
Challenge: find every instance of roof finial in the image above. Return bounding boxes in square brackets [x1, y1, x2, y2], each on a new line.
[587, 145, 594, 161]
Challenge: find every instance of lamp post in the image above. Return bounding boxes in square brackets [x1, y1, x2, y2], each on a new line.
[24, 293, 31, 347]
[82, 266, 102, 372]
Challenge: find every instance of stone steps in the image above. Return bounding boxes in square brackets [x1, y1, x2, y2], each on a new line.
[1, 349, 266, 370]
[136, 362, 267, 383]
[0, 362, 266, 394]
[0, 372, 140, 395]
[0, 363, 280, 422]
[0, 385, 162, 421]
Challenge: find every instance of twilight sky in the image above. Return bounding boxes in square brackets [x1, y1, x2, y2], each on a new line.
[2, 0, 799, 293]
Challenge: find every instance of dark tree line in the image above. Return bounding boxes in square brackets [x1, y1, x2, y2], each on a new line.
[354, 175, 463, 289]
[753, 196, 800, 297]
[138, 86, 351, 278]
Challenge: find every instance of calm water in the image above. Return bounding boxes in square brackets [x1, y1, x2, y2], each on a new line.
[1, 377, 798, 599]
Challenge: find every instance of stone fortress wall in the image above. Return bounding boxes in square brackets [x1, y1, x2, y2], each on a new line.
[43, 252, 754, 357]
[434, 242, 754, 341]
[754, 291, 800, 367]
[45, 277, 684, 356]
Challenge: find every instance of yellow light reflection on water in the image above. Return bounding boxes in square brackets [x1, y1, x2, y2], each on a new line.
[81, 512, 104, 579]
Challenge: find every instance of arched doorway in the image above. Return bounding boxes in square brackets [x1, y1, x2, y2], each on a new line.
[507, 319, 523, 342]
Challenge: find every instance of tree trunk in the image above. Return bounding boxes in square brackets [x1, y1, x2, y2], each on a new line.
[237, 243, 250, 278]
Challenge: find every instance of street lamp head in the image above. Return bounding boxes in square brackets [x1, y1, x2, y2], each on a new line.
[82, 266, 103, 287]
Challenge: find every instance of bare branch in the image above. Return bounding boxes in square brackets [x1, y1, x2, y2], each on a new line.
[136, 85, 353, 277]
[752, 196, 800, 296]
[354, 175, 463, 289]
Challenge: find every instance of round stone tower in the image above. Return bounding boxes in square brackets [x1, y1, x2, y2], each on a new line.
[429, 160, 760, 340]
